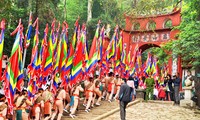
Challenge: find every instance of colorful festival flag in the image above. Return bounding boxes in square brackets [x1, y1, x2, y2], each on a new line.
[38, 24, 49, 80]
[82, 29, 89, 74]
[144, 52, 153, 76]
[97, 26, 105, 62]
[87, 21, 100, 72]
[43, 21, 55, 77]
[71, 24, 85, 84]
[65, 19, 79, 76]
[24, 12, 33, 48]
[0, 19, 5, 78]
[4, 20, 23, 113]
[59, 22, 69, 85]
[106, 26, 118, 60]
[115, 31, 123, 69]
[27, 18, 39, 78]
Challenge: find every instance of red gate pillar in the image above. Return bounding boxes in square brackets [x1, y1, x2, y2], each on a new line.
[168, 57, 173, 75]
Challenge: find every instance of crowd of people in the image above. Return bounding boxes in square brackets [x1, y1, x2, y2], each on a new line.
[0, 69, 137, 120]
[136, 73, 181, 105]
[1, 68, 198, 120]
[151, 73, 181, 105]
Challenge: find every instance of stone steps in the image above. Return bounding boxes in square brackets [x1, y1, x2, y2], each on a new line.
[61, 100, 118, 120]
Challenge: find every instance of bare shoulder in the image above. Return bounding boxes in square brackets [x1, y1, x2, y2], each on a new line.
[61, 89, 66, 93]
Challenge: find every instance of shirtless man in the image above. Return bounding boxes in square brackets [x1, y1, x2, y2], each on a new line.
[51, 83, 66, 120]
[13, 89, 21, 120]
[114, 73, 123, 100]
[15, 88, 32, 120]
[105, 70, 115, 102]
[31, 88, 44, 120]
[100, 73, 106, 100]
[92, 73, 102, 106]
[84, 75, 94, 113]
[42, 84, 53, 120]
[69, 83, 84, 118]
[63, 84, 71, 113]
[0, 94, 7, 120]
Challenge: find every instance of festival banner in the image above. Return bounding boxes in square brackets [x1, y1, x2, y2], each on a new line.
[0, 20, 5, 78]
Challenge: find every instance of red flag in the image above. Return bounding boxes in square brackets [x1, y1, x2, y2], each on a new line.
[71, 24, 85, 84]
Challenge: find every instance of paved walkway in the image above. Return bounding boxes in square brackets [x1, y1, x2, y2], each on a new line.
[103, 102, 200, 120]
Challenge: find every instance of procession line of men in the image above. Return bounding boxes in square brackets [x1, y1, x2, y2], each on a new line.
[0, 69, 128, 120]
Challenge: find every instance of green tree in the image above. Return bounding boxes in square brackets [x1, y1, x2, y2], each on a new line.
[126, 0, 181, 16]
[164, 0, 200, 69]
[142, 47, 169, 67]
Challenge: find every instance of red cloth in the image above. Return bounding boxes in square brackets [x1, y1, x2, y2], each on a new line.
[158, 88, 166, 98]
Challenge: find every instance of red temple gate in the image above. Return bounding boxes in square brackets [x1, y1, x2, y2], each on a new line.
[122, 8, 182, 80]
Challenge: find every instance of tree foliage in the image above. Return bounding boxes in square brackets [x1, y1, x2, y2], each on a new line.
[163, 0, 200, 69]
[1, 0, 198, 69]
[142, 47, 169, 67]
[126, 0, 180, 16]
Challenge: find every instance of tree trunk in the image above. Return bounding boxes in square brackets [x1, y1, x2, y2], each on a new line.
[87, 0, 93, 22]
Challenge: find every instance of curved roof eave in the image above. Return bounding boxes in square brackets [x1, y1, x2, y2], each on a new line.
[124, 8, 181, 20]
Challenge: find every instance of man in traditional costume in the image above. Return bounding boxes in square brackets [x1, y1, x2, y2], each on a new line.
[0, 94, 7, 119]
[63, 83, 71, 113]
[14, 88, 32, 120]
[92, 71, 102, 106]
[69, 83, 84, 118]
[114, 73, 123, 100]
[51, 83, 66, 120]
[84, 74, 94, 113]
[42, 84, 53, 120]
[100, 73, 106, 100]
[31, 88, 44, 120]
[105, 69, 115, 102]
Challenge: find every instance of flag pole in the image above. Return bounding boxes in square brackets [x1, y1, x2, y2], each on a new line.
[22, 46, 27, 68]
